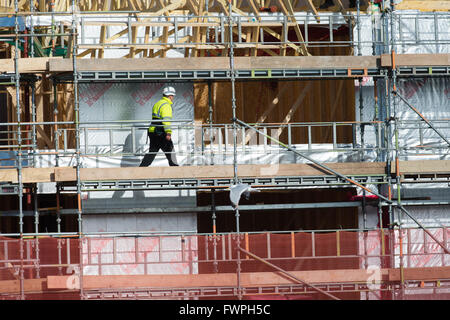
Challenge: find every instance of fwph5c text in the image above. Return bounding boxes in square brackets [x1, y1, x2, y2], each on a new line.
[223, 304, 271, 315]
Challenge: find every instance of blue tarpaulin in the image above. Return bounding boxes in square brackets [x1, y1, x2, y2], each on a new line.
[0, 151, 28, 167]
[0, 16, 26, 31]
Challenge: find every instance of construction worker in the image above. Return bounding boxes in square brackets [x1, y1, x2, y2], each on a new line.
[139, 86, 179, 167]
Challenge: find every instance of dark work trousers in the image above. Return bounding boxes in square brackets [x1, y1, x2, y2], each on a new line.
[139, 132, 179, 167]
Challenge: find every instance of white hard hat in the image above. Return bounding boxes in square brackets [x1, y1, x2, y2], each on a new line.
[163, 86, 176, 96]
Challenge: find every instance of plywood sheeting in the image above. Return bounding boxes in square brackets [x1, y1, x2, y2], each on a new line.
[195, 79, 355, 144]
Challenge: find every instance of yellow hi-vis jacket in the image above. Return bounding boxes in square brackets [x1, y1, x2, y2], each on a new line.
[149, 96, 173, 135]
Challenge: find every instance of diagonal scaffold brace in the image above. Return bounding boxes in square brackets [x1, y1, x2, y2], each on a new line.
[392, 90, 450, 147]
[235, 118, 450, 255]
[238, 247, 340, 300]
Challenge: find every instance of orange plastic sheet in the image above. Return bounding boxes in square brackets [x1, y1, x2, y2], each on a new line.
[0, 228, 448, 300]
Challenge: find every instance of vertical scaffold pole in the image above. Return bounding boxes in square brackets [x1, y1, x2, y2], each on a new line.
[71, 0, 83, 299]
[28, 0, 40, 282]
[14, 0, 25, 300]
[29, 0, 34, 58]
[208, 80, 214, 165]
[389, 0, 405, 299]
[208, 80, 218, 273]
[31, 79, 37, 236]
[51, 1, 56, 57]
[53, 80, 62, 233]
[356, 2, 366, 222]
[227, 0, 242, 300]
[356, 0, 362, 56]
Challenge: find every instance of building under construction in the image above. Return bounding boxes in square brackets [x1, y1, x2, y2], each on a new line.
[0, 0, 449, 300]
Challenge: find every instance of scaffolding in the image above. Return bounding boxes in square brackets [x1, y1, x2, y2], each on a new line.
[0, 0, 449, 300]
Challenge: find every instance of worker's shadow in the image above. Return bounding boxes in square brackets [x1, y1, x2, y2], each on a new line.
[112, 132, 146, 200]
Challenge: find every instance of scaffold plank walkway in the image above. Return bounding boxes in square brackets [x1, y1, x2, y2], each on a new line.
[49, 54, 450, 73]
[1, 160, 450, 184]
[1, 266, 448, 295]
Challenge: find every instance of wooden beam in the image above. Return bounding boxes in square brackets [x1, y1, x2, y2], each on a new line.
[194, 0, 205, 57]
[36, 125, 53, 149]
[216, 0, 251, 16]
[0, 159, 446, 184]
[380, 53, 450, 67]
[247, 0, 261, 56]
[99, 16, 199, 59]
[0, 278, 46, 294]
[98, 26, 107, 58]
[278, 0, 309, 56]
[389, 266, 450, 281]
[332, 0, 353, 25]
[46, 269, 385, 290]
[50, 54, 450, 73]
[143, 26, 151, 57]
[261, 26, 305, 55]
[48, 55, 380, 72]
[22, 167, 56, 183]
[392, 160, 450, 175]
[98, 0, 187, 48]
[0, 57, 55, 73]
[76, 49, 96, 58]
[305, 0, 320, 22]
[52, 161, 388, 183]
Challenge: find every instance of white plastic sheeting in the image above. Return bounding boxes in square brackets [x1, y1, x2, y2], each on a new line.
[394, 206, 450, 229]
[356, 77, 450, 160]
[358, 226, 449, 300]
[82, 213, 197, 233]
[79, 82, 194, 164]
[79, 82, 193, 122]
[355, 10, 450, 56]
[81, 212, 198, 276]
[81, 235, 198, 276]
[392, 227, 449, 268]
